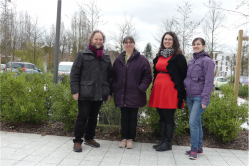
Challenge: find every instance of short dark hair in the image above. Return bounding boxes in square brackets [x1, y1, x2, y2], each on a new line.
[157, 32, 182, 56]
[192, 37, 205, 45]
[123, 36, 135, 44]
[88, 30, 106, 43]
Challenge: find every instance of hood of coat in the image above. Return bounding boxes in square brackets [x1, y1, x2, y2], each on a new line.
[117, 50, 140, 64]
[193, 51, 211, 60]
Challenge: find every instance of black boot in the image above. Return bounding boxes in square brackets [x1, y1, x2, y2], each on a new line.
[153, 122, 166, 149]
[156, 123, 175, 151]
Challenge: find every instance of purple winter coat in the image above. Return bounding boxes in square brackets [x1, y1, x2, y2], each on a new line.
[112, 51, 152, 108]
[184, 51, 215, 105]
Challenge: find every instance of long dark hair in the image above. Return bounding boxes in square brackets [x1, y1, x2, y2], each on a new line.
[157, 32, 182, 56]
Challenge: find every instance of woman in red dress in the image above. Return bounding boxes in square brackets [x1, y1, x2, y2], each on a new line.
[149, 32, 187, 151]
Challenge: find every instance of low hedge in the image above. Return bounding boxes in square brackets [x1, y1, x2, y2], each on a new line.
[0, 73, 248, 142]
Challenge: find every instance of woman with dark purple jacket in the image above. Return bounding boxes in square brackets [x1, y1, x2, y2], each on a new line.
[112, 36, 152, 149]
[184, 38, 215, 160]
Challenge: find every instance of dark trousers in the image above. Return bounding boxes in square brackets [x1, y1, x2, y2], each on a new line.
[156, 108, 176, 125]
[73, 100, 103, 144]
[120, 107, 139, 141]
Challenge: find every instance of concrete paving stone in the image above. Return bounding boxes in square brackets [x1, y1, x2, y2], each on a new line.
[43, 142, 65, 148]
[0, 147, 17, 155]
[22, 155, 44, 163]
[40, 156, 64, 164]
[238, 157, 249, 165]
[66, 151, 89, 159]
[105, 152, 123, 158]
[225, 160, 246, 166]
[2, 154, 27, 161]
[214, 148, 231, 153]
[0, 159, 19, 166]
[38, 146, 57, 152]
[202, 151, 220, 156]
[0, 141, 11, 148]
[120, 158, 139, 165]
[139, 159, 158, 166]
[121, 154, 140, 161]
[78, 160, 100, 166]
[202, 147, 217, 152]
[140, 155, 157, 161]
[222, 156, 241, 162]
[172, 145, 187, 150]
[53, 147, 73, 153]
[192, 158, 212, 165]
[205, 155, 225, 161]
[35, 163, 57, 166]
[30, 149, 53, 157]
[88, 150, 107, 156]
[219, 152, 238, 157]
[108, 147, 125, 153]
[49, 151, 70, 158]
[158, 159, 176, 165]
[102, 156, 122, 163]
[5, 143, 26, 149]
[172, 149, 185, 155]
[21, 144, 44, 151]
[91, 146, 109, 152]
[175, 158, 195, 165]
[13, 160, 37, 166]
[58, 158, 83, 165]
[84, 155, 104, 161]
[209, 160, 229, 166]
[99, 161, 120, 166]
[119, 164, 138, 166]
[13, 149, 36, 156]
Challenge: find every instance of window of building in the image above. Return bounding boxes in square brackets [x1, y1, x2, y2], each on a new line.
[220, 67, 222, 71]
[226, 56, 230, 60]
[226, 67, 228, 71]
[226, 62, 228, 66]
[222, 56, 224, 60]
[216, 61, 218, 65]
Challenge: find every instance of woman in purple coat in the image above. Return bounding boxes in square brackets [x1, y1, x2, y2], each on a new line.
[112, 36, 152, 149]
[184, 38, 215, 160]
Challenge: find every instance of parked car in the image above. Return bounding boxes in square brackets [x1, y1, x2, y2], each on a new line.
[58, 62, 73, 75]
[214, 77, 228, 90]
[4, 62, 42, 74]
[1, 64, 6, 73]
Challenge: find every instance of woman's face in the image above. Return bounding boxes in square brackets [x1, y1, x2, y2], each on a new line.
[193, 40, 205, 53]
[163, 34, 174, 49]
[124, 39, 135, 52]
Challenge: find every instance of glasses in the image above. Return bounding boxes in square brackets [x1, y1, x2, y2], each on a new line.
[164, 38, 173, 41]
[124, 42, 134, 45]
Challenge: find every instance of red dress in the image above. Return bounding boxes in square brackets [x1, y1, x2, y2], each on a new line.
[149, 55, 180, 109]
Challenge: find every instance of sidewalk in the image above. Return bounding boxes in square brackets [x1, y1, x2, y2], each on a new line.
[0, 131, 248, 166]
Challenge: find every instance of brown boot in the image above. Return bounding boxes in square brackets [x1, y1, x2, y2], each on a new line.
[84, 139, 100, 147]
[73, 143, 82, 152]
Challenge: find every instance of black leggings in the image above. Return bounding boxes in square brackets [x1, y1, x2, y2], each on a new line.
[156, 108, 176, 124]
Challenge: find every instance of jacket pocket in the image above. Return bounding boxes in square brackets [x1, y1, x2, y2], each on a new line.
[102, 81, 110, 98]
[80, 80, 94, 98]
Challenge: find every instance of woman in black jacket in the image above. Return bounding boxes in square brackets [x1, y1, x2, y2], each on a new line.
[149, 32, 187, 151]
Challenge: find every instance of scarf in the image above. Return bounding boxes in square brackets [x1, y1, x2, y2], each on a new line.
[160, 47, 174, 58]
[88, 43, 104, 60]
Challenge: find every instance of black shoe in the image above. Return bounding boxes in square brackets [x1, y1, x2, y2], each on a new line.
[73, 143, 82, 152]
[84, 139, 100, 147]
[153, 122, 166, 149]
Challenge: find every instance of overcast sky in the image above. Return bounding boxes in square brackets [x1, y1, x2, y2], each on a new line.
[10, 0, 249, 54]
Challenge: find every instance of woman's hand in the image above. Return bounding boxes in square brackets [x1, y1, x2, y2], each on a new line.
[202, 104, 206, 109]
[107, 95, 111, 101]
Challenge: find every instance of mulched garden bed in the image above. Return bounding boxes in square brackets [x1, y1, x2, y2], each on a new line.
[1, 120, 248, 150]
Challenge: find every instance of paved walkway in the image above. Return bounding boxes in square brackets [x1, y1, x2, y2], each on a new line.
[0, 131, 248, 166]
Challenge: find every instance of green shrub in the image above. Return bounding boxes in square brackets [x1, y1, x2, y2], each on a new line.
[238, 84, 248, 98]
[99, 96, 120, 126]
[0, 72, 49, 124]
[203, 85, 248, 142]
[50, 82, 78, 130]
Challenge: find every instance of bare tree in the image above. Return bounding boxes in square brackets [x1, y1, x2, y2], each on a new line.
[203, 0, 226, 59]
[206, 0, 249, 28]
[109, 14, 138, 52]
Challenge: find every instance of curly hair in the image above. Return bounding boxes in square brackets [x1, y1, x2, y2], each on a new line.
[157, 32, 183, 56]
[88, 30, 106, 43]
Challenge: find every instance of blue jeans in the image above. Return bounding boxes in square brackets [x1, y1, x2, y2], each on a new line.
[186, 96, 209, 149]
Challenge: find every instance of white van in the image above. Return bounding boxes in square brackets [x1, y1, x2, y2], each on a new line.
[58, 62, 73, 75]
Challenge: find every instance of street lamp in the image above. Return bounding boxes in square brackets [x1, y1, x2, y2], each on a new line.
[53, 0, 62, 84]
